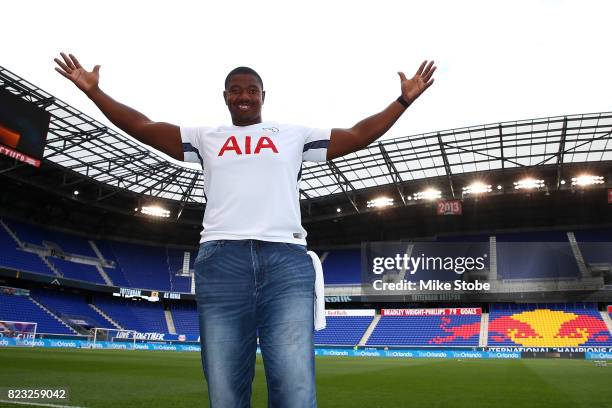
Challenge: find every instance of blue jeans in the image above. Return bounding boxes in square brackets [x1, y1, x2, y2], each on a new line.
[193, 240, 317, 408]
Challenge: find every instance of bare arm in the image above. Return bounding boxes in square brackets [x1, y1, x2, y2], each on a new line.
[327, 60, 436, 160]
[54, 52, 183, 161]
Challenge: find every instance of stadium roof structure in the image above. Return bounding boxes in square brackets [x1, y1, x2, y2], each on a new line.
[1, 65, 612, 217]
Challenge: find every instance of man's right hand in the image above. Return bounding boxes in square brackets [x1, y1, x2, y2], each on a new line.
[54, 52, 100, 95]
[53, 52, 185, 162]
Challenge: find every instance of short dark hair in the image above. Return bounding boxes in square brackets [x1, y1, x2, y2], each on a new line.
[224, 67, 264, 90]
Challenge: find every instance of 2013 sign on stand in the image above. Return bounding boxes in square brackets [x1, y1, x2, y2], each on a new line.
[437, 200, 462, 215]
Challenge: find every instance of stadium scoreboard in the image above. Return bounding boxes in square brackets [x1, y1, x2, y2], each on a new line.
[0, 87, 50, 167]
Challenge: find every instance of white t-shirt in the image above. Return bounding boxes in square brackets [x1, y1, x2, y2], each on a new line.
[181, 122, 331, 245]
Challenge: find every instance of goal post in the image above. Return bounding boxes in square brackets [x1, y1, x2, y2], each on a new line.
[0, 320, 37, 346]
[89, 327, 137, 349]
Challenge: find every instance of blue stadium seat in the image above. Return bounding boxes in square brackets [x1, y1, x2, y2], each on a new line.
[170, 302, 199, 338]
[0, 292, 75, 335]
[496, 232, 580, 279]
[99, 240, 173, 291]
[367, 314, 481, 346]
[49, 258, 106, 284]
[31, 289, 111, 329]
[0, 224, 55, 276]
[314, 316, 373, 345]
[93, 296, 168, 334]
[574, 229, 612, 264]
[166, 248, 194, 293]
[488, 303, 612, 347]
[93, 240, 131, 286]
[4, 219, 97, 257]
[321, 249, 361, 284]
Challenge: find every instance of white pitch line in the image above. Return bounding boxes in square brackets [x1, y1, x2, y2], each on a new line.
[0, 400, 87, 408]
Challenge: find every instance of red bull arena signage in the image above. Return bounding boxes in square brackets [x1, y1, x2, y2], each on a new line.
[488, 309, 611, 348]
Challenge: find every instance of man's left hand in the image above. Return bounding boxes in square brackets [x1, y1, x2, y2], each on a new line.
[398, 60, 436, 104]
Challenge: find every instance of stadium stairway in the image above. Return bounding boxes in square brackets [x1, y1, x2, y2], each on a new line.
[396, 244, 415, 282]
[489, 236, 498, 280]
[182, 252, 191, 276]
[91, 241, 131, 287]
[94, 264, 113, 286]
[28, 297, 78, 334]
[40, 257, 63, 278]
[164, 310, 177, 334]
[479, 312, 489, 346]
[88, 240, 106, 261]
[601, 311, 612, 335]
[358, 314, 381, 346]
[0, 219, 25, 248]
[89, 304, 123, 330]
[567, 232, 589, 277]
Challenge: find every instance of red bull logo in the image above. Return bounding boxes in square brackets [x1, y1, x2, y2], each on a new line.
[489, 309, 610, 347]
[428, 317, 480, 344]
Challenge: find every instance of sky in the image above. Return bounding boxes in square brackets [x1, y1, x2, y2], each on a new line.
[2, 0, 611, 145]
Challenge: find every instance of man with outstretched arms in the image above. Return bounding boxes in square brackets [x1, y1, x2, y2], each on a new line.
[54, 52, 436, 408]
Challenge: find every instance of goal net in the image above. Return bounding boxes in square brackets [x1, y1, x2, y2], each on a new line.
[89, 327, 137, 349]
[0, 320, 37, 346]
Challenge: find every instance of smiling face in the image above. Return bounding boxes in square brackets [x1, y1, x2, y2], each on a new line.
[223, 73, 265, 126]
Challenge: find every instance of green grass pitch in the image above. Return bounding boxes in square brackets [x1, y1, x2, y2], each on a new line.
[0, 348, 610, 407]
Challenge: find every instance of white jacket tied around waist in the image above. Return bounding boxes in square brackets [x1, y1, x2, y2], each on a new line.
[307, 251, 326, 331]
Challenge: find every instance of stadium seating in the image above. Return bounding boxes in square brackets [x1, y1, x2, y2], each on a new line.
[0, 223, 55, 276]
[5, 215, 612, 293]
[0, 292, 75, 335]
[367, 313, 481, 346]
[321, 249, 361, 284]
[98, 240, 193, 292]
[1, 217, 195, 292]
[496, 232, 580, 280]
[572, 228, 612, 243]
[324, 231, 586, 285]
[574, 229, 612, 265]
[30, 289, 110, 329]
[93, 240, 131, 287]
[170, 302, 199, 338]
[495, 231, 571, 242]
[4, 219, 97, 257]
[48, 258, 106, 285]
[93, 296, 168, 334]
[488, 303, 612, 347]
[166, 248, 194, 293]
[314, 316, 373, 345]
